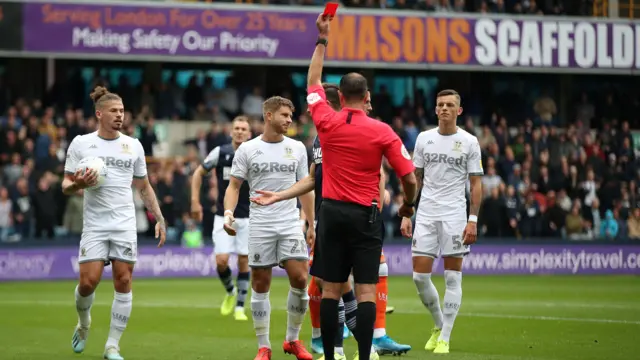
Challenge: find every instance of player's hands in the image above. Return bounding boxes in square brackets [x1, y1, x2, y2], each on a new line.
[155, 219, 166, 248]
[305, 222, 316, 248]
[462, 221, 477, 245]
[191, 201, 203, 222]
[400, 217, 413, 238]
[316, 14, 332, 36]
[223, 210, 237, 236]
[250, 190, 281, 206]
[398, 203, 415, 218]
[74, 168, 98, 189]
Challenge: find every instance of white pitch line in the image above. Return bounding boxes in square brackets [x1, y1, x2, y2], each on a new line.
[1, 299, 639, 325]
[379, 298, 639, 310]
[460, 312, 640, 325]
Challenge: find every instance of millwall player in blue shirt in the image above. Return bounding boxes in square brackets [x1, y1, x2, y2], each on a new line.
[191, 116, 252, 321]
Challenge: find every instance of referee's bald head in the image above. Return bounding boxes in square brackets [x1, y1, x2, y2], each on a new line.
[322, 83, 341, 111]
[339, 72, 368, 103]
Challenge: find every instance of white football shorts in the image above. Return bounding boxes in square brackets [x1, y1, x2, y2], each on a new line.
[248, 220, 308, 268]
[411, 218, 470, 258]
[78, 231, 138, 264]
[213, 215, 249, 256]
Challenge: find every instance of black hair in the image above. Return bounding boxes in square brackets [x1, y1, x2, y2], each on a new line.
[339, 72, 368, 103]
[322, 83, 341, 111]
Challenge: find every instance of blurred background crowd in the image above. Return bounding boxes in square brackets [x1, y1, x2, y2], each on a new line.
[1, 0, 639, 245]
[2, 68, 640, 244]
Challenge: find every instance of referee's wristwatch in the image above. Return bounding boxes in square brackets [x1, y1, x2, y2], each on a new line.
[403, 201, 415, 207]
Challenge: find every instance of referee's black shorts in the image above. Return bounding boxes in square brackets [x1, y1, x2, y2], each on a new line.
[318, 199, 383, 284]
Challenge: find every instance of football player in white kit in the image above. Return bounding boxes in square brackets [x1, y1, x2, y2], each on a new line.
[62, 86, 166, 360]
[223, 96, 315, 360]
[400, 89, 483, 355]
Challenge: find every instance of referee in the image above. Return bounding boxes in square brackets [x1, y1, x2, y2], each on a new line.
[306, 13, 418, 360]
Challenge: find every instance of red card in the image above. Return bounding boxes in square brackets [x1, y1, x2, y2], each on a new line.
[323, 2, 338, 17]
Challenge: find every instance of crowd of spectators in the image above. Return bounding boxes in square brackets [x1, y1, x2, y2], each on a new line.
[188, 0, 592, 16]
[1, 69, 640, 243]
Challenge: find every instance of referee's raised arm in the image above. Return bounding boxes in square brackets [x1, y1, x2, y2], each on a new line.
[306, 14, 338, 133]
[305, 12, 418, 360]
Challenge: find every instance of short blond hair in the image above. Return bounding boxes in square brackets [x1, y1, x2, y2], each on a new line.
[232, 115, 250, 125]
[262, 96, 295, 115]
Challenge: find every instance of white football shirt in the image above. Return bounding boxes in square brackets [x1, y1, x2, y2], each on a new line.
[64, 131, 147, 233]
[413, 127, 483, 221]
[230, 135, 308, 224]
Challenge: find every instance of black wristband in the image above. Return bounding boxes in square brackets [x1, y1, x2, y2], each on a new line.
[404, 201, 415, 207]
[316, 37, 328, 47]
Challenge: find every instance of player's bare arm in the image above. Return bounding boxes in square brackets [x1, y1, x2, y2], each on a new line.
[190, 165, 214, 221]
[223, 175, 243, 236]
[251, 163, 316, 206]
[133, 177, 166, 247]
[400, 167, 423, 238]
[463, 175, 483, 245]
[62, 170, 98, 195]
[298, 190, 316, 246]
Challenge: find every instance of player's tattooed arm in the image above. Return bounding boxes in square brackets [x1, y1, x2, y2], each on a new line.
[134, 177, 165, 225]
[413, 167, 424, 204]
[468, 175, 483, 217]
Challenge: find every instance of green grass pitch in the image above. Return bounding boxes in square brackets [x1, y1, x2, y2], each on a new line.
[0, 275, 638, 360]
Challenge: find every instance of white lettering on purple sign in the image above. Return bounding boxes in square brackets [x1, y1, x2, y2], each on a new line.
[474, 19, 640, 69]
[0, 252, 55, 278]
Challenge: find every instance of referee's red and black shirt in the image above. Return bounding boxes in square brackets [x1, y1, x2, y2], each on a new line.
[307, 84, 414, 207]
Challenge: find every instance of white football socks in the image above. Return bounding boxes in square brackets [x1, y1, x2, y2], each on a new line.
[251, 291, 271, 349]
[440, 270, 462, 342]
[413, 272, 444, 329]
[105, 291, 132, 351]
[74, 285, 95, 328]
[286, 287, 309, 341]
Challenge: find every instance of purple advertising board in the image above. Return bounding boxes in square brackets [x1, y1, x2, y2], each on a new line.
[19, 1, 640, 72]
[1, 244, 638, 281]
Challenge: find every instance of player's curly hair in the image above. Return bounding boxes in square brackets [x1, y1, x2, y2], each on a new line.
[322, 83, 340, 111]
[90, 86, 122, 108]
[262, 96, 295, 116]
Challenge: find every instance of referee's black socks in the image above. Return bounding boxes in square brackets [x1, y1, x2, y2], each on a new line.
[320, 298, 339, 359]
[356, 301, 376, 360]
